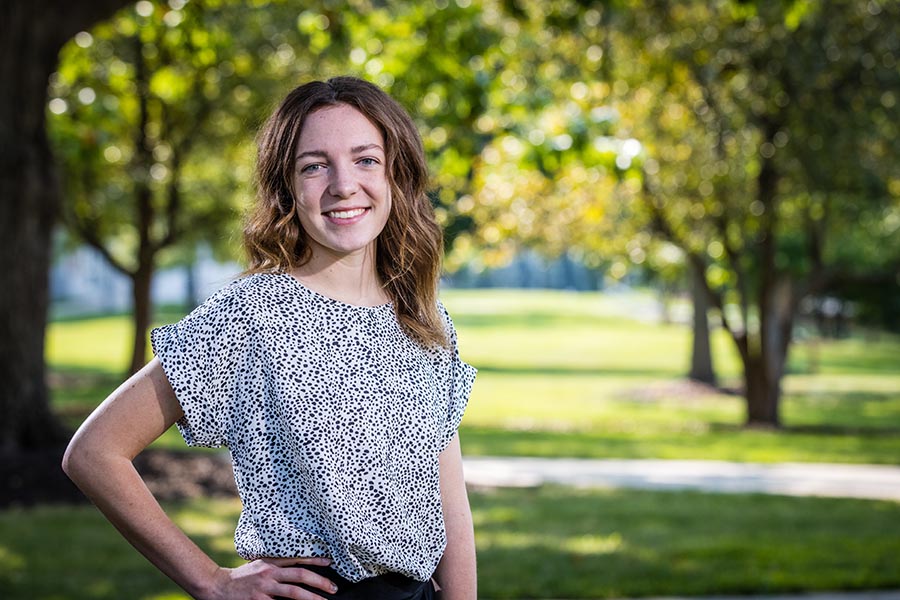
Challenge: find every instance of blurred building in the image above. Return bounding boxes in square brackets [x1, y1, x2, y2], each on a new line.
[52, 245, 611, 317]
[445, 250, 604, 291]
[50, 243, 241, 318]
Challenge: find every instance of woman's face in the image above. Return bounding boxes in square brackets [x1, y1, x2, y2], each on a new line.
[292, 103, 391, 266]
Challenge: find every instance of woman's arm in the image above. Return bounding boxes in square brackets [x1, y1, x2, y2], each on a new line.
[62, 358, 336, 600]
[433, 433, 477, 600]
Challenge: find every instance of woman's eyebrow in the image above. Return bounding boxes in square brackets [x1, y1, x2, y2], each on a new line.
[295, 144, 384, 162]
[351, 143, 384, 154]
[295, 149, 327, 162]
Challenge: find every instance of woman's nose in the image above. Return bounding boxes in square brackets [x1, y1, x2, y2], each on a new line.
[328, 164, 359, 198]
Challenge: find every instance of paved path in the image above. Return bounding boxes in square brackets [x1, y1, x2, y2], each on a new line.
[462, 457, 900, 501]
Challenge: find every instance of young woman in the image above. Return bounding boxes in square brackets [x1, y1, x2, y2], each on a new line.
[63, 76, 477, 600]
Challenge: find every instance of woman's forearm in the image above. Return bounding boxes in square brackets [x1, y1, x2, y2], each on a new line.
[435, 435, 477, 599]
[62, 359, 223, 599]
[64, 447, 221, 599]
[434, 509, 476, 599]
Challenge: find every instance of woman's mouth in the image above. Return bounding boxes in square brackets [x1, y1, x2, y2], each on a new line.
[324, 207, 369, 223]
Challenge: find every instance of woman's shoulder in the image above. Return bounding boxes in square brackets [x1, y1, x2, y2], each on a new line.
[189, 271, 288, 318]
[211, 271, 290, 300]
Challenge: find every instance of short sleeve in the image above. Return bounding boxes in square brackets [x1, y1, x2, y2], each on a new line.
[150, 281, 255, 448]
[438, 304, 477, 451]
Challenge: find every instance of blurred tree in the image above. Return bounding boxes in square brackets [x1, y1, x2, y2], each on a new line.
[620, 0, 900, 425]
[0, 0, 132, 453]
[443, 1, 721, 382]
[447, 1, 627, 272]
[49, 0, 359, 374]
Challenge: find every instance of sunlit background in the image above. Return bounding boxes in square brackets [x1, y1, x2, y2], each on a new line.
[3, 0, 900, 598]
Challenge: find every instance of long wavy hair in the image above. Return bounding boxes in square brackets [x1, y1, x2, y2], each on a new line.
[243, 76, 446, 347]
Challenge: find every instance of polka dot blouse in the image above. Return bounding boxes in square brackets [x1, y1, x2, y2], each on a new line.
[149, 272, 476, 583]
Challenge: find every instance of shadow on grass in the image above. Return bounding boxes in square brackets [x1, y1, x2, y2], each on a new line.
[459, 424, 900, 465]
[471, 486, 900, 598]
[814, 354, 900, 375]
[459, 426, 716, 460]
[48, 364, 121, 379]
[787, 390, 900, 405]
[4, 488, 900, 599]
[787, 424, 900, 436]
[0, 502, 241, 600]
[709, 422, 900, 437]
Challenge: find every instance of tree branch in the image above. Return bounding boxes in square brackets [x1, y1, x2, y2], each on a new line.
[156, 148, 182, 251]
[67, 213, 134, 278]
[61, 161, 135, 277]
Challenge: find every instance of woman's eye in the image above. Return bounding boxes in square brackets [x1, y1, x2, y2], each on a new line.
[358, 157, 379, 167]
[301, 163, 324, 174]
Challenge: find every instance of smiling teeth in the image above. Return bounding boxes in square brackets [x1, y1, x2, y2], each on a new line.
[328, 208, 366, 219]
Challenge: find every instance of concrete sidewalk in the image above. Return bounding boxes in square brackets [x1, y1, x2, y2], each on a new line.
[462, 457, 900, 501]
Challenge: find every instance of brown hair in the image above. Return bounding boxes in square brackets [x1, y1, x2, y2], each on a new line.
[243, 76, 446, 347]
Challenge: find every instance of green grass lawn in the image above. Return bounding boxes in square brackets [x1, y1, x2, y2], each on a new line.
[48, 288, 900, 464]
[447, 290, 900, 464]
[2, 488, 899, 599]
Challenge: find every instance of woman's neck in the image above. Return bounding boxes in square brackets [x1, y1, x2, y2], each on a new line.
[290, 250, 389, 307]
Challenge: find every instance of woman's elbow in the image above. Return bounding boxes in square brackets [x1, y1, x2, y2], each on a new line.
[62, 430, 109, 488]
[61, 435, 90, 484]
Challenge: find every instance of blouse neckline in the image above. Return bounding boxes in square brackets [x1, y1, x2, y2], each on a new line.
[276, 271, 393, 311]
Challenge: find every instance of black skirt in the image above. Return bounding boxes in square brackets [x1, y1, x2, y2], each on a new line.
[277, 564, 438, 600]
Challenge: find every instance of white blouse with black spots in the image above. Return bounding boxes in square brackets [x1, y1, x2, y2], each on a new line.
[149, 272, 476, 583]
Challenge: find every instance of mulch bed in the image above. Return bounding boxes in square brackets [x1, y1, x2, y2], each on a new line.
[1, 447, 237, 509]
[621, 378, 741, 403]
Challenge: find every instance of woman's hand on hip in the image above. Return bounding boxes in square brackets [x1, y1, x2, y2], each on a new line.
[207, 557, 338, 600]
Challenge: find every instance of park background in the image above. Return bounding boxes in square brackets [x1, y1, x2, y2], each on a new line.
[2, 0, 899, 598]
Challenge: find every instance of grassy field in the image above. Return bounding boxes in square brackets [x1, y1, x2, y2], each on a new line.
[444, 290, 900, 464]
[48, 288, 900, 463]
[3, 488, 900, 599]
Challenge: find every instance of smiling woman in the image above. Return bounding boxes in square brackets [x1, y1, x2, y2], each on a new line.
[62, 77, 477, 600]
[246, 77, 446, 346]
[290, 104, 392, 279]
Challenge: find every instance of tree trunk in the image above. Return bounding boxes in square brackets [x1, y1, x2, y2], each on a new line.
[657, 284, 673, 325]
[127, 30, 156, 377]
[688, 263, 716, 385]
[744, 277, 794, 427]
[0, 0, 133, 453]
[743, 123, 786, 428]
[1, 3, 79, 452]
[743, 357, 780, 427]
[129, 266, 154, 375]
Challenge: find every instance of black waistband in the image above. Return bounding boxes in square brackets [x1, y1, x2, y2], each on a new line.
[278, 564, 435, 600]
